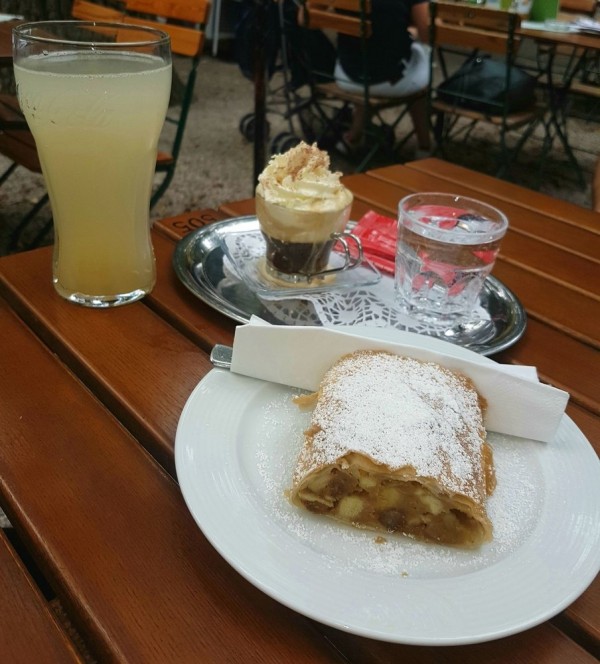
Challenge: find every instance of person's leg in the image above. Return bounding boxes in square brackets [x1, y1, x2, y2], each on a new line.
[408, 95, 431, 152]
[332, 62, 366, 146]
[369, 42, 431, 153]
[345, 104, 366, 145]
[334, 43, 431, 148]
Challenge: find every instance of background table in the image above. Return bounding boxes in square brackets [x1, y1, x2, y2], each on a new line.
[0, 20, 29, 132]
[0, 18, 18, 65]
[0, 158, 598, 663]
[519, 18, 600, 184]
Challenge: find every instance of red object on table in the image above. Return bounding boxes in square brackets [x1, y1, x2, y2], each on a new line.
[348, 210, 397, 274]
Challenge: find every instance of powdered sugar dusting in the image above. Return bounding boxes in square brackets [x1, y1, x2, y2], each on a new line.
[248, 388, 543, 579]
[295, 351, 486, 501]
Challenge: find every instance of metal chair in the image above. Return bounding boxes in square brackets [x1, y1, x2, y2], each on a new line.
[71, 0, 125, 21]
[556, 0, 600, 127]
[300, 0, 428, 172]
[428, 1, 548, 181]
[124, 0, 210, 208]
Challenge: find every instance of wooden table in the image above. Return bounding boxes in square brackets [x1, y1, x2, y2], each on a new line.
[0, 158, 598, 663]
[519, 17, 600, 184]
[520, 15, 600, 49]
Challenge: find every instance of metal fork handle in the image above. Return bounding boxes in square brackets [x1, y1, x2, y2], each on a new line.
[210, 344, 233, 369]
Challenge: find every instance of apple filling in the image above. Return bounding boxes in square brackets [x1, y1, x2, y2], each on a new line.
[296, 464, 487, 548]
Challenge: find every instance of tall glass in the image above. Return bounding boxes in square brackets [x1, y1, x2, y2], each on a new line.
[13, 21, 172, 307]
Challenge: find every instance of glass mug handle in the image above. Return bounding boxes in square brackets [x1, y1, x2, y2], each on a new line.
[312, 231, 364, 278]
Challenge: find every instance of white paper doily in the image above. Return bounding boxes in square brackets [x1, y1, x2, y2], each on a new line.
[221, 230, 491, 337]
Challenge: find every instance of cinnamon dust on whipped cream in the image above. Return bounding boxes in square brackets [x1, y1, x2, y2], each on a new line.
[256, 141, 352, 216]
[255, 142, 353, 274]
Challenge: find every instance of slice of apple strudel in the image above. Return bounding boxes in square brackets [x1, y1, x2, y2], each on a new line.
[289, 350, 495, 548]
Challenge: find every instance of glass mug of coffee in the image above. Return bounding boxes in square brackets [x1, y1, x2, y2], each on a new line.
[255, 192, 363, 284]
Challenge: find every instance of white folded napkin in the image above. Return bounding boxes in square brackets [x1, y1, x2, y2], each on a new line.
[575, 17, 600, 32]
[0, 14, 23, 21]
[230, 317, 569, 443]
[521, 20, 577, 32]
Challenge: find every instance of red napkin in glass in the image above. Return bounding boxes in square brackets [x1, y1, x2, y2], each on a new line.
[349, 210, 397, 275]
[346, 207, 498, 277]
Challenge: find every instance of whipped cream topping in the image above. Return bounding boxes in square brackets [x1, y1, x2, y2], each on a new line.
[256, 142, 352, 212]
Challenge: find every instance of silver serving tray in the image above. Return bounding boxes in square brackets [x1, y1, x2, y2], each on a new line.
[172, 216, 527, 356]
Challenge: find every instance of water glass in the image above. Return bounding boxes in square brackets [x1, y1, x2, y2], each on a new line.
[13, 21, 172, 307]
[395, 192, 508, 329]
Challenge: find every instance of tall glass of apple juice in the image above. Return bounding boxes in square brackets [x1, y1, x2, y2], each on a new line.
[13, 21, 172, 307]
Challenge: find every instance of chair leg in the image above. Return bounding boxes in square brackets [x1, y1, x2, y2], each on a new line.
[354, 141, 380, 172]
[432, 111, 443, 144]
[535, 117, 555, 188]
[8, 193, 50, 253]
[27, 218, 54, 250]
[150, 168, 174, 209]
[0, 162, 18, 188]
[495, 125, 511, 179]
[495, 118, 548, 185]
[310, 101, 352, 149]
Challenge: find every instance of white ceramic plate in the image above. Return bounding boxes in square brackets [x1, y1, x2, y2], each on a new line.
[174, 329, 600, 645]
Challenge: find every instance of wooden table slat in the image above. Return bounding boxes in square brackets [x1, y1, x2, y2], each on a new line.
[218, 198, 256, 218]
[148, 230, 235, 350]
[0, 299, 342, 664]
[498, 234, 599, 298]
[491, 260, 600, 348]
[347, 169, 600, 261]
[0, 529, 84, 664]
[559, 574, 600, 660]
[566, 404, 600, 451]
[397, 159, 600, 234]
[0, 247, 213, 473]
[0, 20, 19, 65]
[496, 317, 600, 419]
